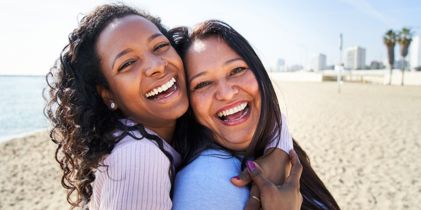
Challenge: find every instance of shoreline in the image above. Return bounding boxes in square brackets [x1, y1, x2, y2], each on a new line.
[0, 128, 49, 144]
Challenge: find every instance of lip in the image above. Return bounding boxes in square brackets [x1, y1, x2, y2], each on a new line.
[144, 75, 181, 104]
[215, 100, 251, 126]
[215, 100, 248, 115]
[145, 75, 177, 96]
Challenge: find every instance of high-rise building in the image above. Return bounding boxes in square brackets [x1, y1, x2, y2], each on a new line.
[410, 35, 421, 69]
[274, 58, 286, 72]
[311, 53, 327, 71]
[345, 46, 366, 70]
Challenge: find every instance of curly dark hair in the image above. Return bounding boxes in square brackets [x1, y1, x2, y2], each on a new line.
[44, 4, 176, 208]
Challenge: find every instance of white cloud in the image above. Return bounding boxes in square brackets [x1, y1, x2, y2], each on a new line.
[338, 0, 398, 27]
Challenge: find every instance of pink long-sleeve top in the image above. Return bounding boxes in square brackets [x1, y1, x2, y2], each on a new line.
[88, 120, 181, 210]
[88, 114, 292, 210]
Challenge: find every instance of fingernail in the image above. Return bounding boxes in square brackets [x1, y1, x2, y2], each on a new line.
[290, 149, 296, 156]
[232, 176, 240, 180]
[246, 160, 257, 173]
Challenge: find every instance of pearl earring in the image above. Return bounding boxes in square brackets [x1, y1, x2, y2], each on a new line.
[110, 102, 116, 110]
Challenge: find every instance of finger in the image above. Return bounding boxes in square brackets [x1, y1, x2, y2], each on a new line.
[299, 192, 303, 206]
[230, 168, 252, 187]
[246, 160, 274, 190]
[286, 150, 303, 187]
[244, 185, 261, 210]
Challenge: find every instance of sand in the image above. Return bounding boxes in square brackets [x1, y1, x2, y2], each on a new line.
[274, 82, 421, 210]
[1, 81, 420, 210]
[0, 131, 68, 210]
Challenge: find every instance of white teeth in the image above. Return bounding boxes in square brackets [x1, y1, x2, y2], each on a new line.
[217, 102, 247, 118]
[145, 77, 176, 98]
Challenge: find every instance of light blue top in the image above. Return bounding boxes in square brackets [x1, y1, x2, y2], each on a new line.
[172, 149, 249, 210]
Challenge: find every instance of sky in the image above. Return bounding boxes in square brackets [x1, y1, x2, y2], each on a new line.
[1, 0, 420, 75]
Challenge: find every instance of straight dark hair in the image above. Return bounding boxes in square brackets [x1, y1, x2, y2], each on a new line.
[171, 20, 340, 210]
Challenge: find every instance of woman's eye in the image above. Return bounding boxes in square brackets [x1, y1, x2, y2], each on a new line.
[193, 81, 212, 90]
[118, 60, 136, 72]
[154, 42, 170, 52]
[230, 67, 247, 76]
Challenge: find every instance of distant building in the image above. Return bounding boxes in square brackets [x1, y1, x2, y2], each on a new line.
[395, 58, 410, 69]
[345, 46, 366, 70]
[325, 65, 335, 70]
[410, 35, 421, 69]
[287, 64, 304, 71]
[274, 58, 286, 72]
[369, 60, 385, 69]
[311, 53, 327, 71]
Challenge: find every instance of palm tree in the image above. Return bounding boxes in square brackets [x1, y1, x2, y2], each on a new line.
[383, 30, 396, 85]
[397, 27, 413, 86]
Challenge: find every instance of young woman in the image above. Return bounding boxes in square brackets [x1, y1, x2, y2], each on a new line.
[45, 4, 297, 210]
[171, 20, 341, 210]
[45, 5, 189, 209]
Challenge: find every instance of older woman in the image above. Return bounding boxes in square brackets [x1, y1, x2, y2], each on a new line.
[172, 20, 340, 210]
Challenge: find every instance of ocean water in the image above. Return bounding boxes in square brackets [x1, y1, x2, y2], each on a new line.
[0, 76, 48, 142]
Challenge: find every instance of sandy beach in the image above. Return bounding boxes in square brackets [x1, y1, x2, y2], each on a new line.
[1, 81, 420, 210]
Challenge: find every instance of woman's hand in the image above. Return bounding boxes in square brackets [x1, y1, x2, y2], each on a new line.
[231, 148, 291, 209]
[247, 150, 303, 210]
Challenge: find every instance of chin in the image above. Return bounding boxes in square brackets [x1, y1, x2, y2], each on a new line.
[219, 140, 251, 151]
[167, 102, 189, 119]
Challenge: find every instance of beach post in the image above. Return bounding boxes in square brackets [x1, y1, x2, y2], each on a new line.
[337, 33, 344, 93]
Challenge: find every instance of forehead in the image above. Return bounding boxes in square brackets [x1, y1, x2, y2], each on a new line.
[96, 15, 162, 53]
[186, 37, 240, 69]
[188, 36, 237, 57]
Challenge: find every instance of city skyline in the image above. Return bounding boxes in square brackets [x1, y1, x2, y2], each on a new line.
[276, 34, 421, 71]
[1, 0, 420, 75]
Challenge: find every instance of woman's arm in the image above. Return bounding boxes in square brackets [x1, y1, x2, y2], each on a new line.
[232, 113, 293, 186]
[246, 150, 303, 210]
[231, 113, 293, 209]
[90, 140, 173, 210]
[172, 150, 249, 210]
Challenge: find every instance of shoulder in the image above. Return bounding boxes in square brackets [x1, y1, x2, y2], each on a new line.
[280, 113, 288, 129]
[91, 135, 173, 209]
[265, 113, 293, 153]
[100, 135, 171, 177]
[172, 149, 248, 210]
[189, 149, 240, 169]
[177, 149, 242, 178]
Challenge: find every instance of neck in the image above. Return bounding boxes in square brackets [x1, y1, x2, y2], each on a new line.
[145, 120, 176, 143]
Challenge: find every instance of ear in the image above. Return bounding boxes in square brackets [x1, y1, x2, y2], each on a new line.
[96, 85, 115, 108]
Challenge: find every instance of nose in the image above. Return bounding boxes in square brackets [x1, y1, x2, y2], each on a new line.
[144, 54, 167, 77]
[215, 80, 238, 101]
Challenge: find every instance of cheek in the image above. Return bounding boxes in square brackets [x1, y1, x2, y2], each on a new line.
[109, 75, 143, 111]
[190, 92, 213, 125]
[241, 73, 261, 116]
[241, 72, 260, 99]
[168, 49, 184, 71]
[251, 81, 261, 114]
[114, 76, 138, 95]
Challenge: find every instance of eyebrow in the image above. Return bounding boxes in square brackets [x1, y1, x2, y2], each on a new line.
[148, 33, 164, 42]
[189, 71, 207, 83]
[111, 33, 165, 70]
[188, 57, 243, 83]
[224, 57, 243, 65]
[112, 48, 133, 70]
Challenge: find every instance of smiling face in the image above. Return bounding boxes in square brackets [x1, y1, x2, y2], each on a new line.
[96, 15, 188, 137]
[185, 36, 261, 151]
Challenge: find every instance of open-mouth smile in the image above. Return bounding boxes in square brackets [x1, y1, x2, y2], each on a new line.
[145, 77, 178, 100]
[216, 102, 251, 126]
